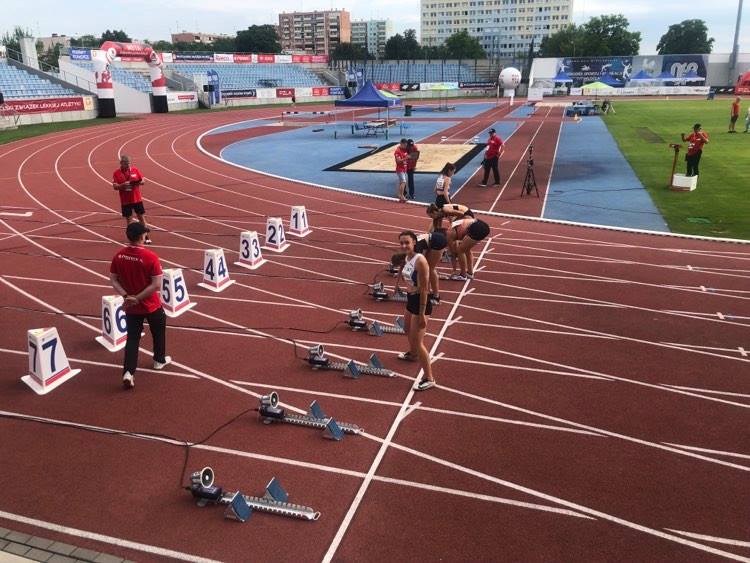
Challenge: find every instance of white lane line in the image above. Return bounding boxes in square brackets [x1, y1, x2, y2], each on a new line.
[0, 211, 33, 217]
[661, 384, 750, 399]
[430, 352, 445, 364]
[0, 509, 219, 563]
[664, 529, 750, 548]
[540, 109, 565, 218]
[401, 401, 422, 420]
[663, 443, 750, 461]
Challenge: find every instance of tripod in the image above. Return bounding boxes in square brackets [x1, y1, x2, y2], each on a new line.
[520, 144, 539, 198]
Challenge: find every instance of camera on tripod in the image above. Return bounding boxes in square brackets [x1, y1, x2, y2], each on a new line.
[526, 144, 535, 168]
[521, 143, 539, 197]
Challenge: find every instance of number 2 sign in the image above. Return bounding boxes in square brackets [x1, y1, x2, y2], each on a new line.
[264, 217, 290, 253]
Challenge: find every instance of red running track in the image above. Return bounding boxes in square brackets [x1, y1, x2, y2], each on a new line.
[0, 103, 749, 562]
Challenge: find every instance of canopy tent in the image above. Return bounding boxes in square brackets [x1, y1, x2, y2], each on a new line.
[682, 70, 706, 83]
[334, 80, 403, 139]
[581, 81, 614, 90]
[599, 73, 623, 87]
[628, 70, 653, 82]
[553, 71, 573, 83]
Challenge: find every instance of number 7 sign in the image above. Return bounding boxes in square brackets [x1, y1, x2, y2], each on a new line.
[22, 327, 80, 395]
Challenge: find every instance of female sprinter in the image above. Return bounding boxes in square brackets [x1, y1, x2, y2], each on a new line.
[434, 162, 456, 207]
[449, 216, 491, 281]
[391, 231, 436, 391]
[393, 229, 448, 305]
[427, 202, 474, 277]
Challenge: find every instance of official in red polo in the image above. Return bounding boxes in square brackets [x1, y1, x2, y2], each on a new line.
[113, 155, 152, 244]
[478, 128, 505, 187]
[406, 139, 420, 200]
[394, 139, 410, 202]
[109, 222, 171, 389]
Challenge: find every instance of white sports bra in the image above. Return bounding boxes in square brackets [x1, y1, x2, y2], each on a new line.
[401, 253, 420, 288]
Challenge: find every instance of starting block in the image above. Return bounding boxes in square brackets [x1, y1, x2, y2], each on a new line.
[264, 217, 289, 253]
[235, 231, 266, 270]
[306, 344, 395, 378]
[22, 327, 80, 395]
[96, 295, 128, 352]
[161, 268, 196, 317]
[346, 309, 369, 331]
[370, 316, 406, 336]
[189, 466, 320, 521]
[370, 282, 408, 302]
[198, 248, 235, 292]
[288, 205, 312, 237]
[258, 391, 362, 437]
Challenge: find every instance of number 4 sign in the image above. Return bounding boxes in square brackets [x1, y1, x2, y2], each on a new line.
[22, 327, 81, 395]
[235, 231, 266, 270]
[263, 217, 290, 253]
[162, 268, 197, 318]
[198, 248, 235, 292]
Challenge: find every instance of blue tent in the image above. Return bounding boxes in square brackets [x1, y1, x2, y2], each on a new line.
[553, 71, 573, 83]
[628, 70, 653, 82]
[600, 73, 623, 87]
[334, 80, 402, 108]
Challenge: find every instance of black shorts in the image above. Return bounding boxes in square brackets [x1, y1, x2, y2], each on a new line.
[122, 202, 146, 218]
[427, 231, 447, 251]
[467, 219, 490, 241]
[435, 194, 448, 207]
[406, 292, 433, 316]
[731, 115, 739, 124]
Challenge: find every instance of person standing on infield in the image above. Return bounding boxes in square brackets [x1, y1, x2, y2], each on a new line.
[729, 97, 740, 133]
[681, 123, 709, 177]
[478, 128, 504, 187]
[394, 138, 410, 202]
[406, 139, 420, 199]
[110, 222, 171, 389]
[113, 155, 152, 244]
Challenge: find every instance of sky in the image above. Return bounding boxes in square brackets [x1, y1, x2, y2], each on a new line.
[1, 0, 747, 54]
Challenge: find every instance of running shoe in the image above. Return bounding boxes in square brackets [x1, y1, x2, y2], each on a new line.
[397, 351, 416, 362]
[145, 236, 153, 245]
[477, 183, 487, 187]
[153, 356, 172, 370]
[413, 378, 436, 391]
[466, 272, 475, 279]
[450, 274, 468, 281]
[430, 295, 441, 305]
[122, 372, 134, 389]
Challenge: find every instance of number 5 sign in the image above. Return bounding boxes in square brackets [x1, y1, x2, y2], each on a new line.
[22, 327, 80, 395]
[162, 268, 196, 318]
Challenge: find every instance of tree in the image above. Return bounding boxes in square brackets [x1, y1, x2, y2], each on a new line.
[331, 42, 370, 61]
[384, 33, 406, 59]
[100, 29, 131, 43]
[70, 34, 99, 48]
[1, 26, 33, 57]
[657, 20, 714, 54]
[539, 24, 584, 57]
[236, 25, 280, 53]
[149, 40, 174, 52]
[403, 29, 421, 59]
[579, 15, 640, 56]
[422, 45, 449, 60]
[444, 30, 486, 59]
[212, 36, 237, 52]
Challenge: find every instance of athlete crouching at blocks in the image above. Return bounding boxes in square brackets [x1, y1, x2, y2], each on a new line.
[109, 222, 171, 389]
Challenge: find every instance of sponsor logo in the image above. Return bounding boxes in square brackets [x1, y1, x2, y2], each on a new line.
[222, 89, 257, 98]
[276, 88, 295, 98]
[329, 86, 346, 96]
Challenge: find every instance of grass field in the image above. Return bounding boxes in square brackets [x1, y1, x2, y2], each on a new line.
[0, 117, 129, 146]
[602, 99, 750, 240]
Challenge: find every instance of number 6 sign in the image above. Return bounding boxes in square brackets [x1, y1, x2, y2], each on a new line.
[22, 327, 80, 395]
[162, 268, 197, 318]
[95, 295, 129, 352]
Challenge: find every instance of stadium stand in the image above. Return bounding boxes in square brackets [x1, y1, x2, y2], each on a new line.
[167, 63, 325, 88]
[70, 61, 153, 93]
[358, 63, 482, 83]
[0, 60, 79, 99]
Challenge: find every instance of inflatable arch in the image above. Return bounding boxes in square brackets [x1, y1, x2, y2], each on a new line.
[94, 41, 167, 117]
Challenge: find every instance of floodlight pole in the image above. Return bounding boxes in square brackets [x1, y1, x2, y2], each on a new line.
[730, 0, 744, 81]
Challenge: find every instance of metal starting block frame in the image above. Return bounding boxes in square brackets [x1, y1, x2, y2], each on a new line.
[370, 282, 408, 302]
[306, 345, 395, 378]
[189, 467, 321, 521]
[370, 316, 406, 336]
[258, 391, 363, 439]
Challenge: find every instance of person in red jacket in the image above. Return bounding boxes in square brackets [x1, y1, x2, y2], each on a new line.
[113, 155, 152, 244]
[478, 128, 504, 187]
[109, 222, 171, 389]
[681, 123, 709, 177]
[394, 139, 410, 202]
[729, 97, 741, 133]
[405, 139, 420, 199]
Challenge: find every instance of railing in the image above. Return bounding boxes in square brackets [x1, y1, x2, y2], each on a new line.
[0, 103, 21, 127]
[4, 46, 97, 93]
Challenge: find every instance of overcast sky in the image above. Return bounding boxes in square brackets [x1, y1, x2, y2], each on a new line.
[1, 0, 746, 54]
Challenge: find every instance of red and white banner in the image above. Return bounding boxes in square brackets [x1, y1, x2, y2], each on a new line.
[213, 53, 234, 63]
[292, 55, 312, 63]
[276, 88, 295, 98]
[257, 54, 275, 63]
[4, 97, 85, 114]
[234, 54, 253, 63]
[311, 55, 328, 63]
[160, 52, 174, 63]
[375, 82, 400, 91]
[275, 54, 292, 64]
[167, 91, 198, 103]
[312, 87, 329, 96]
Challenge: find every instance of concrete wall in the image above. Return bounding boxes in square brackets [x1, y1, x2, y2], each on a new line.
[14, 107, 98, 126]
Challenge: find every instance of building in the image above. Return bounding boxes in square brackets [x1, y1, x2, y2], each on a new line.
[171, 31, 232, 45]
[278, 10, 351, 55]
[37, 34, 71, 51]
[351, 19, 394, 59]
[421, 0, 574, 59]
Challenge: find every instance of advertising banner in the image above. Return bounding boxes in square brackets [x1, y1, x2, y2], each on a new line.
[312, 87, 329, 96]
[5, 97, 85, 114]
[255, 88, 276, 98]
[160, 52, 174, 63]
[375, 82, 400, 91]
[292, 55, 312, 63]
[234, 54, 252, 63]
[167, 92, 198, 103]
[311, 55, 328, 63]
[295, 87, 313, 97]
[399, 83, 420, 91]
[222, 88, 257, 99]
[420, 82, 459, 91]
[207, 70, 221, 104]
[276, 88, 295, 98]
[213, 53, 234, 63]
[527, 87, 544, 101]
[275, 54, 292, 64]
[329, 86, 346, 96]
[559, 56, 633, 86]
[569, 87, 583, 96]
[458, 81, 495, 89]
[174, 52, 213, 61]
[70, 48, 91, 61]
[257, 54, 275, 63]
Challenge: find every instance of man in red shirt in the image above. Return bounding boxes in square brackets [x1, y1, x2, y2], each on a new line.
[394, 138, 409, 203]
[110, 222, 170, 389]
[681, 123, 709, 177]
[478, 128, 504, 187]
[406, 139, 420, 200]
[113, 155, 152, 244]
[729, 97, 741, 133]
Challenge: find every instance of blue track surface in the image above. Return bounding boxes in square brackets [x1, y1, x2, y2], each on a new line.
[361, 102, 497, 120]
[543, 117, 669, 232]
[206, 119, 277, 135]
[218, 118, 519, 203]
[507, 104, 537, 118]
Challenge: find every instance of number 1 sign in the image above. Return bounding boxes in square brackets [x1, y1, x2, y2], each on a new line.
[162, 268, 197, 318]
[22, 327, 80, 395]
[288, 205, 312, 237]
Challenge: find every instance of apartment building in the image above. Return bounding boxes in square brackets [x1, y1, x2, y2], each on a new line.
[278, 10, 352, 55]
[351, 19, 394, 58]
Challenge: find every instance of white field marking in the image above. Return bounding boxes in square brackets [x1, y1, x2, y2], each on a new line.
[474, 269, 634, 284]
[539, 108, 565, 218]
[501, 220, 511, 225]
[227, 380, 603, 437]
[429, 380, 750, 471]
[0, 509, 219, 563]
[687, 265, 693, 270]
[447, 315, 463, 326]
[437, 356, 613, 381]
[662, 443, 750, 461]
[664, 530, 750, 549]
[430, 352, 445, 364]
[401, 401, 421, 420]
[741, 347, 748, 357]
[383, 441, 750, 562]
[660, 342, 750, 355]
[322, 239, 493, 562]
[0, 211, 33, 217]
[0, 408, 592, 522]
[661, 385, 750, 399]
[451, 319, 618, 340]
[463, 291, 667, 309]
[0, 347, 199, 379]
[490, 106, 553, 211]
[452, 120, 523, 200]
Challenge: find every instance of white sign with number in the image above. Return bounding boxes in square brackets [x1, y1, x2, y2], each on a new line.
[22, 327, 80, 395]
[198, 248, 235, 292]
[264, 217, 289, 252]
[162, 268, 196, 317]
[95, 295, 129, 352]
[235, 230, 266, 270]
[288, 205, 312, 237]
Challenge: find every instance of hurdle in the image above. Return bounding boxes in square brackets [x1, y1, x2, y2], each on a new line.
[280, 111, 332, 127]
